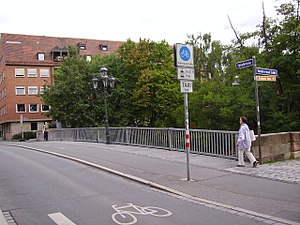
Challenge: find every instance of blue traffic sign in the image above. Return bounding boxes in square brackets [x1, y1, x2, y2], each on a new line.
[179, 46, 191, 61]
[236, 59, 254, 69]
[255, 67, 278, 76]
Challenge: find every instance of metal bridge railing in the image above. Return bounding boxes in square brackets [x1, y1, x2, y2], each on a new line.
[37, 127, 238, 159]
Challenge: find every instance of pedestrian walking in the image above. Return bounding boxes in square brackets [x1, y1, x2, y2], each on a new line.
[42, 122, 49, 141]
[236, 116, 259, 167]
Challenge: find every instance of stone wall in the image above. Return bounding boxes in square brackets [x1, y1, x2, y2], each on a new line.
[251, 132, 300, 162]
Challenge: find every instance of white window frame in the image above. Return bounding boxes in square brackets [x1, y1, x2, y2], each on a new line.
[86, 55, 92, 62]
[29, 104, 38, 113]
[15, 86, 26, 95]
[27, 68, 38, 77]
[15, 68, 25, 77]
[37, 52, 45, 61]
[28, 86, 38, 95]
[16, 104, 26, 113]
[41, 104, 50, 112]
[40, 68, 50, 77]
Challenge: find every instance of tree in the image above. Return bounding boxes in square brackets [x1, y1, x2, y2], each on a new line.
[42, 47, 97, 127]
[115, 39, 181, 127]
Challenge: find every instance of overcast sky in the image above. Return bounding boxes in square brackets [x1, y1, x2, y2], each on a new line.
[1, 0, 283, 45]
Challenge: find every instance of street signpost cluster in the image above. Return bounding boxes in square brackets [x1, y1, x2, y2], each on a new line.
[235, 56, 278, 164]
[174, 43, 194, 181]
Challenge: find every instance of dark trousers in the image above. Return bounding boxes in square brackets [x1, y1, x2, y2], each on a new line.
[44, 131, 49, 141]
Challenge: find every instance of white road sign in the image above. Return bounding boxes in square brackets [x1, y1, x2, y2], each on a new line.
[177, 67, 195, 80]
[180, 80, 193, 93]
[175, 44, 194, 68]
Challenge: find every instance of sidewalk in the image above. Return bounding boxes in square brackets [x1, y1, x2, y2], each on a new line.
[104, 143, 300, 184]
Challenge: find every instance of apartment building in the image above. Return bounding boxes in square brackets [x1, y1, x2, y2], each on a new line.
[0, 33, 123, 140]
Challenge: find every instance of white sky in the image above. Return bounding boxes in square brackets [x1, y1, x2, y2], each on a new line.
[1, 0, 283, 45]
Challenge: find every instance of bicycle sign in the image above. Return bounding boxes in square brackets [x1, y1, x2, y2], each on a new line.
[174, 43, 194, 68]
[111, 203, 172, 225]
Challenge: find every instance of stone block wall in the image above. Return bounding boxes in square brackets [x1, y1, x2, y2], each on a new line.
[251, 132, 300, 162]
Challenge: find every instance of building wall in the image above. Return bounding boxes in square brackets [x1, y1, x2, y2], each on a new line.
[0, 33, 123, 140]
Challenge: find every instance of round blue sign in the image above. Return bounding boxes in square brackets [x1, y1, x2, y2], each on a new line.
[179, 46, 190, 61]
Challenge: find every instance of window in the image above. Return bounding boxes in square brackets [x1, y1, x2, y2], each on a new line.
[40, 68, 50, 77]
[15, 68, 25, 77]
[41, 104, 50, 112]
[37, 52, 45, 61]
[100, 43, 108, 51]
[29, 104, 38, 113]
[28, 68, 37, 77]
[28, 86, 38, 95]
[31, 122, 38, 131]
[86, 55, 92, 62]
[16, 104, 26, 113]
[78, 42, 86, 50]
[40, 85, 49, 94]
[16, 86, 25, 95]
[40, 86, 45, 94]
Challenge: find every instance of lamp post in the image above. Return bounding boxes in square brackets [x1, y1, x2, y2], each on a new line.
[92, 66, 115, 144]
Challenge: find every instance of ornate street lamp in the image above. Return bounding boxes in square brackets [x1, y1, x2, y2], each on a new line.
[92, 66, 115, 144]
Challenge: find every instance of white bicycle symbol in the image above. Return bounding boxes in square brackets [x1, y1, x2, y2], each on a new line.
[111, 203, 172, 225]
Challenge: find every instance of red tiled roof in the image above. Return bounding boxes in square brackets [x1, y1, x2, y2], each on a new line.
[1, 33, 123, 64]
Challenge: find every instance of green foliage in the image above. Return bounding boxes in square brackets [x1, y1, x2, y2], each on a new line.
[42, 0, 299, 133]
[13, 131, 36, 140]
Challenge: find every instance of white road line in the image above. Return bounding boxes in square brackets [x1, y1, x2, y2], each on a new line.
[0, 209, 9, 225]
[48, 212, 76, 225]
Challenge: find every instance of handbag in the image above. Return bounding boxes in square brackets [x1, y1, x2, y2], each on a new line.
[250, 130, 256, 142]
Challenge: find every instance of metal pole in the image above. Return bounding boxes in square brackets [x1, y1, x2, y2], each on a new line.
[20, 115, 24, 140]
[253, 56, 262, 164]
[103, 89, 111, 144]
[184, 93, 190, 181]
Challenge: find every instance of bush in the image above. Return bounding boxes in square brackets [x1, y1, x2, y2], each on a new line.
[12, 131, 36, 140]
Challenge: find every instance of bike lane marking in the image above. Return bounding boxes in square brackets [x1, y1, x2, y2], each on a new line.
[112, 203, 172, 225]
[48, 212, 76, 225]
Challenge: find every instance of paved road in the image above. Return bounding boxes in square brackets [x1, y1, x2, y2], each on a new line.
[1, 141, 300, 225]
[0, 144, 270, 225]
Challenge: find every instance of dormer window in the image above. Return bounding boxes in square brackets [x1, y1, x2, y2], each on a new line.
[37, 52, 45, 61]
[100, 43, 108, 51]
[86, 55, 92, 62]
[78, 42, 86, 50]
[51, 46, 68, 61]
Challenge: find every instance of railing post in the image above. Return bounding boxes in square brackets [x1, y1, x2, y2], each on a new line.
[168, 128, 173, 151]
[125, 127, 129, 145]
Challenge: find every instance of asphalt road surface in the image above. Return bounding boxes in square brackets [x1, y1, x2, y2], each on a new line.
[0, 144, 277, 225]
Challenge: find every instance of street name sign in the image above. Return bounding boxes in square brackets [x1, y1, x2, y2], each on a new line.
[255, 67, 278, 76]
[236, 59, 254, 69]
[175, 44, 194, 68]
[180, 80, 193, 93]
[255, 75, 277, 81]
[177, 67, 195, 80]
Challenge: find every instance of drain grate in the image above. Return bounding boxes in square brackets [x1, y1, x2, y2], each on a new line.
[2, 211, 17, 225]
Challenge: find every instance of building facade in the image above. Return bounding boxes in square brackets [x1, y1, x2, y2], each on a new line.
[0, 33, 122, 140]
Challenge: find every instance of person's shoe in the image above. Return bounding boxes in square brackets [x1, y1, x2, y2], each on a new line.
[253, 161, 259, 167]
[236, 165, 245, 167]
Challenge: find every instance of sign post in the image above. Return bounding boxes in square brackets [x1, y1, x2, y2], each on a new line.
[236, 56, 278, 164]
[253, 56, 262, 165]
[174, 43, 194, 181]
